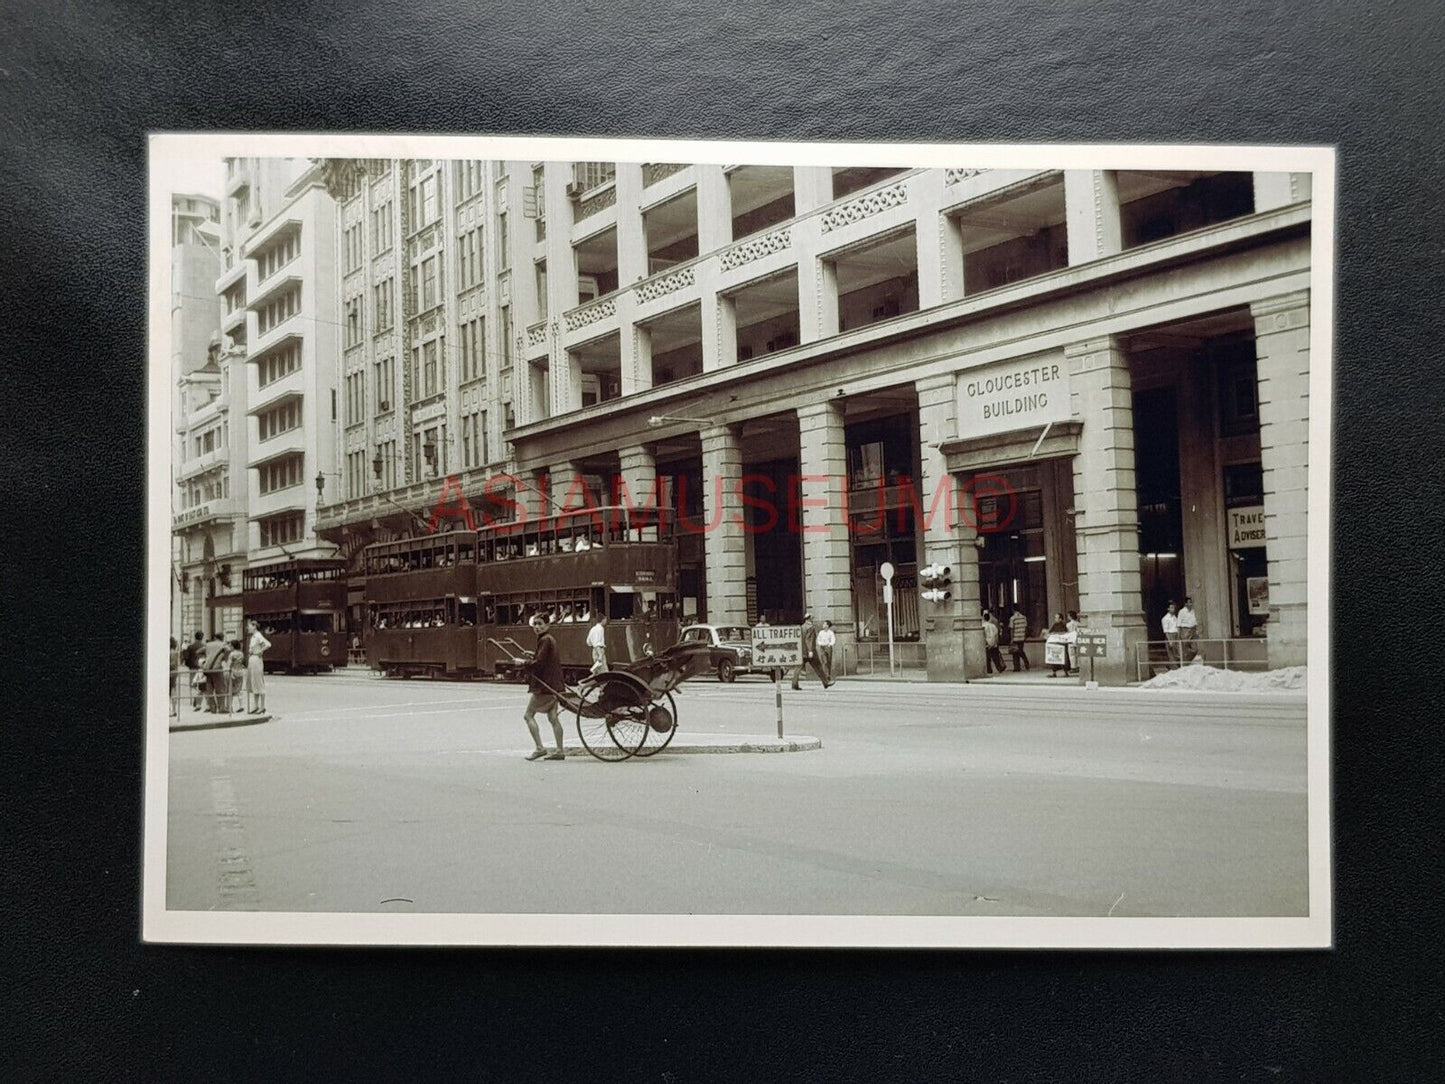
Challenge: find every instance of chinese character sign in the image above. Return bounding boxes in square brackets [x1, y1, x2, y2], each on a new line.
[751, 626, 803, 668]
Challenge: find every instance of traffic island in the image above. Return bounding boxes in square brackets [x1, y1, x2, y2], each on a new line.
[559, 734, 822, 757]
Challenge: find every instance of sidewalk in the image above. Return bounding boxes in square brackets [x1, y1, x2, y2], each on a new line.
[170, 709, 274, 733]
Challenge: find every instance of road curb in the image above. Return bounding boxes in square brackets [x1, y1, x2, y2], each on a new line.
[559, 736, 822, 756]
[169, 713, 274, 733]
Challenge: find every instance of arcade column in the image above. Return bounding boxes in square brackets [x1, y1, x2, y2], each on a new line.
[616, 444, 659, 539]
[699, 423, 748, 625]
[1065, 337, 1147, 684]
[1251, 291, 1311, 669]
[916, 373, 984, 682]
[796, 401, 856, 672]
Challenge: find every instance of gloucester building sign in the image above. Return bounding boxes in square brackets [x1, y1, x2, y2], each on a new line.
[957, 356, 1072, 438]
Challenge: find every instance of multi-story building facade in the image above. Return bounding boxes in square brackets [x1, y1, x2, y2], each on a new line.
[315, 159, 1313, 684]
[169, 193, 226, 637]
[217, 156, 341, 572]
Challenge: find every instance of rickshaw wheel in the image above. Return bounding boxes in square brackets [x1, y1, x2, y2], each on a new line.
[632, 691, 679, 758]
[574, 675, 650, 761]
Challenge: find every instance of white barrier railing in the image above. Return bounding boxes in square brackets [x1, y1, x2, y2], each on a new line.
[1134, 638, 1270, 682]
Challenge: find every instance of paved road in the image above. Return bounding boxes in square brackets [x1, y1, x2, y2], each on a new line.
[164, 672, 1308, 917]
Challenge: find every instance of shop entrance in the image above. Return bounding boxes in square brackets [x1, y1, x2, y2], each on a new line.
[978, 488, 1048, 637]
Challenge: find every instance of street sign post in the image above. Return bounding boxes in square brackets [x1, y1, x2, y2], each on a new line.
[879, 561, 896, 676]
[1076, 630, 1109, 687]
[751, 625, 804, 738]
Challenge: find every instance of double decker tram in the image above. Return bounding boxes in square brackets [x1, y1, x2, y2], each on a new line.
[361, 505, 680, 682]
[362, 531, 480, 678]
[477, 503, 680, 683]
[241, 558, 348, 672]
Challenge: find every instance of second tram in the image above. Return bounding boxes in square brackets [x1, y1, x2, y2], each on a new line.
[362, 505, 680, 681]
[241, 558, 349, 672]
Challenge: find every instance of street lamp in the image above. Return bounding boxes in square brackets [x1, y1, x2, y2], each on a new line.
[647, 413, 711, 428]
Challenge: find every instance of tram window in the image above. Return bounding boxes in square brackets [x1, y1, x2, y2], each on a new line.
[458, 539, 475, 563]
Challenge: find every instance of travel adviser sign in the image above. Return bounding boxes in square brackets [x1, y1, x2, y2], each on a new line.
[957, 356, 1071, 438]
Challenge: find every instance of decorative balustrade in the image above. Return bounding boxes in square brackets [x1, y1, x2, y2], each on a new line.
[576, 184, 618, 221]
[944, 168, 987, 185]
[562, 297, 618, 333]
[526, 321, 549, 348]
[634, 267, 696, 304]
[643, 162, 687, 186]
[818, 182, 909, 233]
[719, 227, 792, 271]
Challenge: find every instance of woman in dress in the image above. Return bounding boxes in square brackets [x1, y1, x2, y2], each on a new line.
[245, 618, 271, 714]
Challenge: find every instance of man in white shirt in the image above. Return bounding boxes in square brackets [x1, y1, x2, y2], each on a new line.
[816, 620, 837, 683]
[1161, 601, 1180, 667]
[586, 614, 608, 675]
[1177, 597, 1199, 662]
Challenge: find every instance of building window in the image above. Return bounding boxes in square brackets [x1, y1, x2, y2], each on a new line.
[420, 255, 439, 311]
[372, 201, 394, 252]
[257, 398, 302, 441]
[347, 449, 367, 500]
[497, 210, 509, 270]
[256, 341, 302, 387]
[255, 232, 299, 282]
[499, 305, 512, 368]
[258, 454, 304, 495]
[345, 222, 363, 273]
[459, 316, 484, 383]
[456, 160, 486, 203]
[458, 227, 483, 289]
[461, 410, 488, 469]
[374, 357, 394, 413]
[572, 162, 616, 191]
[344, 297, 363, 348]
[259, 512, 304, 548]
[256, 286, 300, 335]
[346, 371, 365, 424]
[423, 339, 439, 398]
[373, 278, 393, 332]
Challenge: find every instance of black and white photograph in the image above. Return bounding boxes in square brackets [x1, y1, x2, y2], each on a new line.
[144, 135, 1333, 947]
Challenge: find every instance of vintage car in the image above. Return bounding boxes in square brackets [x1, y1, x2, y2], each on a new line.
[677, 623, 764, 682]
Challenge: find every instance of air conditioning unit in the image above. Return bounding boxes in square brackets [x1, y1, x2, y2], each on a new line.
[378, 399, 390, 412]
[565, 180, 585, 198]
[577, 275, 599, 303]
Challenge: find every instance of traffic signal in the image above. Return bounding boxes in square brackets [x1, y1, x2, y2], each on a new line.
[918, 562, 952, 602]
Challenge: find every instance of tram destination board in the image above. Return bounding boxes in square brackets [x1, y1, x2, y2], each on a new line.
[751, 625, 803, 668]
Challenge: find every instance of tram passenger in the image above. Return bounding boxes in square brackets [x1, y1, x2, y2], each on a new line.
[573, 534, 590, 551]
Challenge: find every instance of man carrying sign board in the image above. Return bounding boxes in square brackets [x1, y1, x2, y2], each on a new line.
[790, 613, 834, 691]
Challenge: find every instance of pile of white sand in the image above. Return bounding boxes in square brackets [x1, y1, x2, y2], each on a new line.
[1139, 664, 1307, 692]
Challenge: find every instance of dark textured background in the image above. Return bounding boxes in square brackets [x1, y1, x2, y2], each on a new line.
[3, 0, 1442, 1078]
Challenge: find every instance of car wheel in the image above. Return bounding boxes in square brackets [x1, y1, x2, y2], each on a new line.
[717, 658, 736, 683]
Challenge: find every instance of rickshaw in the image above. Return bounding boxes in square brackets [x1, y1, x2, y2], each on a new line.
[493, 639, 715, 761]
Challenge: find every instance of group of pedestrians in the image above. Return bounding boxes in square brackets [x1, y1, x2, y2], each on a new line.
[790, 613, 837, 691]
[980, 605, 1036, 675]
[1160, 597, 1200, 666]
[173, 619, 271, 716]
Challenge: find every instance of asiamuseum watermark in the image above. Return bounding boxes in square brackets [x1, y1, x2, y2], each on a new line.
[418, 472, 1020, 536]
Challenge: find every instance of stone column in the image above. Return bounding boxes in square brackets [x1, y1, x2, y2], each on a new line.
[1250, 291, 1311, 669]
[1064, 170, 1123, 265]
[1253, 172, 1311, 212]
[698, 424, 748, 625]
[616, 163, 653, 395]
[695, 165, 733, 253]
[1177, 355, 1231, 640]
[792, 167, 833, 214]
[548, 460, 589, 515]
[796, 401, 855, 673]
[1066, 337, 1147, 684]
[915, 374, 984, 681]
[616, 444, 660, 540]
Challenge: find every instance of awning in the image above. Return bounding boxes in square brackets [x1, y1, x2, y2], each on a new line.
[940, 421, 1082, 474]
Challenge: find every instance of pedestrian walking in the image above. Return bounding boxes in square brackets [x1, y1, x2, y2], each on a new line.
[245, 619, 271, 714]
[586, 613, 608, 675]
[1009, 606, 1030, 671]
[184, 630, 206, 708]
[1177, 597, 1200, 662]
[1161, 601, 1181, 667]
[816, 620, 837, 682]
[523, 613, 566, 760]
[983, 611, 1007, 674]
[791, 613, 833, 690]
